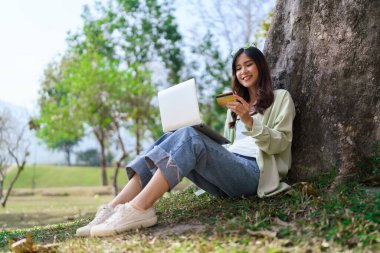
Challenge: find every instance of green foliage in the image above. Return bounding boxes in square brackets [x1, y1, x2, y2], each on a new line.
[190, 32, 231, 133]
[36, 57, 84, 162]
[37, 51, 129, 183]
[58, 51, 135, 133]
[68, 0, 183, 84]
[76, 149, 114, 166]
[253, 11, 273, 47]
[76, 149, 101, 166]
[37, 0, 184, 183]
[76, 0, 182, 133]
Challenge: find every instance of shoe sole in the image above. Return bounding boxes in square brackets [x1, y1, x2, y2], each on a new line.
[76, 232, 90, 237]
[76, 227, 91, 237]
[91, 216, 157, 237]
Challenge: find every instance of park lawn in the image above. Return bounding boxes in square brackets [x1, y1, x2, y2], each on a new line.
[4, 165, 129, 188]
[0, 194, 113, 229]
[1, 181, 191, 229]
[1, 180, 379, 253]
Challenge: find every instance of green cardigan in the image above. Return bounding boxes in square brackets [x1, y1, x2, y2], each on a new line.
[223, 89, 296, 197]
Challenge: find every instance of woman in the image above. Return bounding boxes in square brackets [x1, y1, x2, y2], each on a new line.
[76, 45, 295, 237]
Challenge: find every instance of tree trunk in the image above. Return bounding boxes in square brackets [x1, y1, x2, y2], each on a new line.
[1, 163, 24, 207]
[0, 177, 3, 200]
[135, 118, 142, 155]
[112, 159, 124, 196]
[264, 0, 380, 182]
[94, 129, 108, 186]
[99, 138, 108, 186]
[64, 145, 71, 166]
[112, 162, 120, 196]
[112, 122, 129, 196]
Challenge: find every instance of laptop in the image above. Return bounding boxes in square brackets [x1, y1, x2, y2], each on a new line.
[157, 78, 230, 145]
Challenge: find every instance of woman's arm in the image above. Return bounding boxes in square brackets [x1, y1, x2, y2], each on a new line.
[247, 91, 295, 155]
[223, 109, 234, 144]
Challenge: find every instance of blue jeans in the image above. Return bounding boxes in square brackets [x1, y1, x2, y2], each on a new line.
[126, 127, 260, 197]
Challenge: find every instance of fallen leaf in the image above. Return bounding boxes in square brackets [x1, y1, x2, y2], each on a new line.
[9, 233, 59, 253]
[291, 182, 319, 197]
[10, 233, 33, 253]
[247, 229, 277, 238]
[282, 240, 294, 247]
[321, 240, 330, 248]
[271, 217, 291, 227]
[149, 236, 157, 245]
[34, 244, 59, 253]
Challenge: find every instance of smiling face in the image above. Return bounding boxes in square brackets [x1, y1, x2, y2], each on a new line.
[235, 52, 259, 91]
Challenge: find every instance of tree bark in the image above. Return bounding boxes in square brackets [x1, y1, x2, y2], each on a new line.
[2, 148, 27, 207]
[64, 145, 71, 166]
[1, 165, 23, 207]
[111, 121, 129, 196]
[264, 0, 380, 182]
[0, 177, 3, 200]
[135, 117, 142, 155]
[94, 129, 108, 186]
[99, 138, 108, 186]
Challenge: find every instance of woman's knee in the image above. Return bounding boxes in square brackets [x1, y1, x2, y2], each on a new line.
[158, 131, 173, 141]
[175, 126, 198, 136]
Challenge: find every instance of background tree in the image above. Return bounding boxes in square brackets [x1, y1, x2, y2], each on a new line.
[187, 0, 274, 50]
[76, 148, 101, 166]
[68, 0, 183, 85]
[264, 0, 380, 184]
[0, 109, 29, 207]
[36, 57, 84, 166]
[62, 0, 183, 186]
[55, 51, 133, 186]
[37, 51, 158, 187]
[182, 0, 274, 132]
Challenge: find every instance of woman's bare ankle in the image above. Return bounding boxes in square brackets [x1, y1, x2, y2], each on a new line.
[129, 200, 149, 211]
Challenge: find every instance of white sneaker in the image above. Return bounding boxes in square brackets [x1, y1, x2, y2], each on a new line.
[90, 203, 157, 237]
[76, 204, 115, 237]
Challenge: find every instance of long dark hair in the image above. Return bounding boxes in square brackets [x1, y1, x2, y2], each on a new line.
[229, 46, 274, 128]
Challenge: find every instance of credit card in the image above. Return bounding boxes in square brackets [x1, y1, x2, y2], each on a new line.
[216, 92, 236, 106]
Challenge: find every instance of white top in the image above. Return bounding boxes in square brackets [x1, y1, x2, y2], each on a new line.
[227, 118, 259, 157]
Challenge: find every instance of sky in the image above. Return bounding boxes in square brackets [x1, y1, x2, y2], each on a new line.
[0, 0, 93, 112]
[0, 0, 96, 164]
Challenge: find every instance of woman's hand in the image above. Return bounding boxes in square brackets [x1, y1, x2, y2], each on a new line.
[226, 92, 253, 129]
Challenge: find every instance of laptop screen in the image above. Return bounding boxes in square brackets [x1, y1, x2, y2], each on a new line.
[157, 78, 202, 132]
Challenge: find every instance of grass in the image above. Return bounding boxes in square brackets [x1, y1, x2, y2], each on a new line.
[1, 182, 191, 229]
[1, 181, 379, 252]
[0, 193, 114, 229]
[4, 165, 129, 188]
